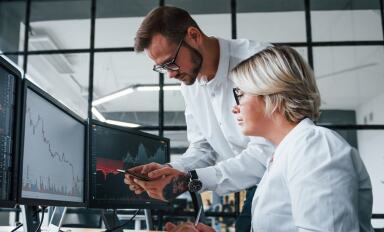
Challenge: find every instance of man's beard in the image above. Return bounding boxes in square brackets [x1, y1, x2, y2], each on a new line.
[181, 43, 203, 85]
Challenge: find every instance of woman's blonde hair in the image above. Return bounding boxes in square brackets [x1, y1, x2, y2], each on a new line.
[230, 46, 320, 123]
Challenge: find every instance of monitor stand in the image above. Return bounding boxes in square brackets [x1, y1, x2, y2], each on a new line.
[102, 208, 153, 231]
[21, 205, 42, 232]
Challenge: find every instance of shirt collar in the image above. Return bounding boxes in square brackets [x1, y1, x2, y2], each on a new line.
[197, 38, 229, 87]
[274, 118, 315, 158]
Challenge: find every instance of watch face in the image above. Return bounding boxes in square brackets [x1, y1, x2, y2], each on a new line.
[188, 179, 202, 192]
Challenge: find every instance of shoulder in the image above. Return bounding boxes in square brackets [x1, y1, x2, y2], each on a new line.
[286, 125, 357, 174]
[227, 39, 271, 69]
[228, 39, 270, 57]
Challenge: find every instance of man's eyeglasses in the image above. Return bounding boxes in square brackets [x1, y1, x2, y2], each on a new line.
[153, 38, 184, 74]
[233, 88, 243, 105]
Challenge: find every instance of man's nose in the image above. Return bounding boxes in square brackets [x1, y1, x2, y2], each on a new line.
[167, 69, 178, 78]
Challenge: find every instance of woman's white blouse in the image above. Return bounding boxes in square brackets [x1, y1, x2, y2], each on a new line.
[251, 118, 373, 232]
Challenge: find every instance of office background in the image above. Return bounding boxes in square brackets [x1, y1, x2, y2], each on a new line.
[1, 0, 383, 230]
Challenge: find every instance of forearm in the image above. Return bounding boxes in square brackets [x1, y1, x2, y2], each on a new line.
[197, 138, 273, 195]
[162, 173, 190, 201]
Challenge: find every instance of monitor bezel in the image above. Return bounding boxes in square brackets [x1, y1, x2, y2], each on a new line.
[0, 56, 23, 207]
[18, 79, 87, 207]
[88, 119, 171, 209]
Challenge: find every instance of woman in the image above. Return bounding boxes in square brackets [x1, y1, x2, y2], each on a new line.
[167, 46, 373, 232]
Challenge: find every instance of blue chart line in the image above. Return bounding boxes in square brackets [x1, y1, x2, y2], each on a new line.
[23, 107, 82, 197]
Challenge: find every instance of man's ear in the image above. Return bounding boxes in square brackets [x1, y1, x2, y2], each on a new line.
[186, 26, 202, 46]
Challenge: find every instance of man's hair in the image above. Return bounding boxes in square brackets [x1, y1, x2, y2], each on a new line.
[135, 6, 201, 52]
[230, 46, 321, 123]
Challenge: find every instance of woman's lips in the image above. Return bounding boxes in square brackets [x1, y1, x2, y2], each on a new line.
[237, 118, 243, 125]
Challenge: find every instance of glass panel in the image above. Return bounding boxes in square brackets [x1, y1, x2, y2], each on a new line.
[164, 131, 188, 156]
[95, 0, 158, 48]
[0, 0, 26, 53]
[93, 52, 158, 127]
[237, 0, 305, 42]
[313, 46, 384, 122]
[28, 0, 91, 51]
[166, 0, 231, 39]
[311, 0, 382, 41]
[26, 53, 89, 119]
[293, 46, 308, 62]
[164, 89, 185, 126]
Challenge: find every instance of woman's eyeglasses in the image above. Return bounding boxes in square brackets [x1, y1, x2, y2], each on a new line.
[233, 88, 243, 105]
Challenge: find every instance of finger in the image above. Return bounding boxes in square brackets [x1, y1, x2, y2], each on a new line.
[165, 222, 177, 231]
[148, 167, 175, 179]
[196, 223, 215, 232]
[134, 189, 145, 195]
[142, 162, 161, 174]
[124, 176, 134, 185]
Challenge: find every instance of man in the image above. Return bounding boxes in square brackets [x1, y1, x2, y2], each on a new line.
[124, 6, 274, 231]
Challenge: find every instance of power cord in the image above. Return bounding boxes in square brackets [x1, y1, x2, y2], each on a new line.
[34, 206, 47, 232]
[104, 209, 141, 232]
[10, 222, 23, 232]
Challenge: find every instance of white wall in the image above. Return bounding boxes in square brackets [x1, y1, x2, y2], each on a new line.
[356, 92, 384, 226]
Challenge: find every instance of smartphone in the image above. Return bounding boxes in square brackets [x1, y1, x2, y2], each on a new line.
[117, 169, 151, 181]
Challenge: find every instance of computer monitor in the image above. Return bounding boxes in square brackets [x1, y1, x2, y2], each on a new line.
[0, 55, 22, 207]
[18, 79, 86, 207]
[88, 120, 170, 209]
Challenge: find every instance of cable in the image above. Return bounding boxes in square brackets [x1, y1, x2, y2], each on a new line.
[33, 206, 47, 232]
[104, 209, 141, 232]
[10, 222, 23, 232]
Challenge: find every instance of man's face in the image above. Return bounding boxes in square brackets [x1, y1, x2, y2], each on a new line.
[146, 34, 202, 85]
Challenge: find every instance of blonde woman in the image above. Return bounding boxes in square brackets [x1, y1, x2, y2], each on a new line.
[166, 46, 373, 232]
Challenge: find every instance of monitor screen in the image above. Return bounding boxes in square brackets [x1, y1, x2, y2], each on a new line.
[0, 56, 21, 206]
[20, 81, 85, 206]
[89, 121, 170, 209]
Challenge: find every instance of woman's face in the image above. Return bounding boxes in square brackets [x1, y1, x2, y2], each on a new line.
[233, 90, 271, 136]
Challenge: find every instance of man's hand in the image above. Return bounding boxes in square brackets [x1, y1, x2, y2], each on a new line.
[165, 222, 215, 232]
[133, 166, 189, 201]
[123, 162, 165, 194]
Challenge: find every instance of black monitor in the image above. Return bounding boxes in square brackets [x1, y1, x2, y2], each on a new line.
[88, 120, 170, 209]
[0, 56, 22, 207]
[18, 79, 86, 207]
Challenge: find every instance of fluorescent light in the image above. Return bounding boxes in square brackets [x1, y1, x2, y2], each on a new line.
[136, 85, 181, 91]
[136, 86, 160, 91]
[91, 107, 106, 122]
[164, 85, 181, 91]
[92, 107, 140, 128]
[92, 84, 180, 106]
[92, 87, 135, 106]
[105, 119, 140, 128]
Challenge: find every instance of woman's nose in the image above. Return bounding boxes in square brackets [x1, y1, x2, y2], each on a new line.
[232, 105, 240, 114]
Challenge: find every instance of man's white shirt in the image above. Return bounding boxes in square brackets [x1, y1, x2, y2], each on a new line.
[169, 38, 274, 194]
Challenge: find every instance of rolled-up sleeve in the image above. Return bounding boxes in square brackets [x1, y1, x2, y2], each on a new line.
[196, 137, 273, 195]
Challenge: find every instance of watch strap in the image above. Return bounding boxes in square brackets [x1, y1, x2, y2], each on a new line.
[189, 170, 198, 180]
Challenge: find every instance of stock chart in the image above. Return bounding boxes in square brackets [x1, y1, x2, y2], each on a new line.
[91, 124, 167, 202]
[21, 89, 84, 202]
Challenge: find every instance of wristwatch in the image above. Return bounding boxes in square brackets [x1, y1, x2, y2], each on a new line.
[188, 170, 202, 192]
